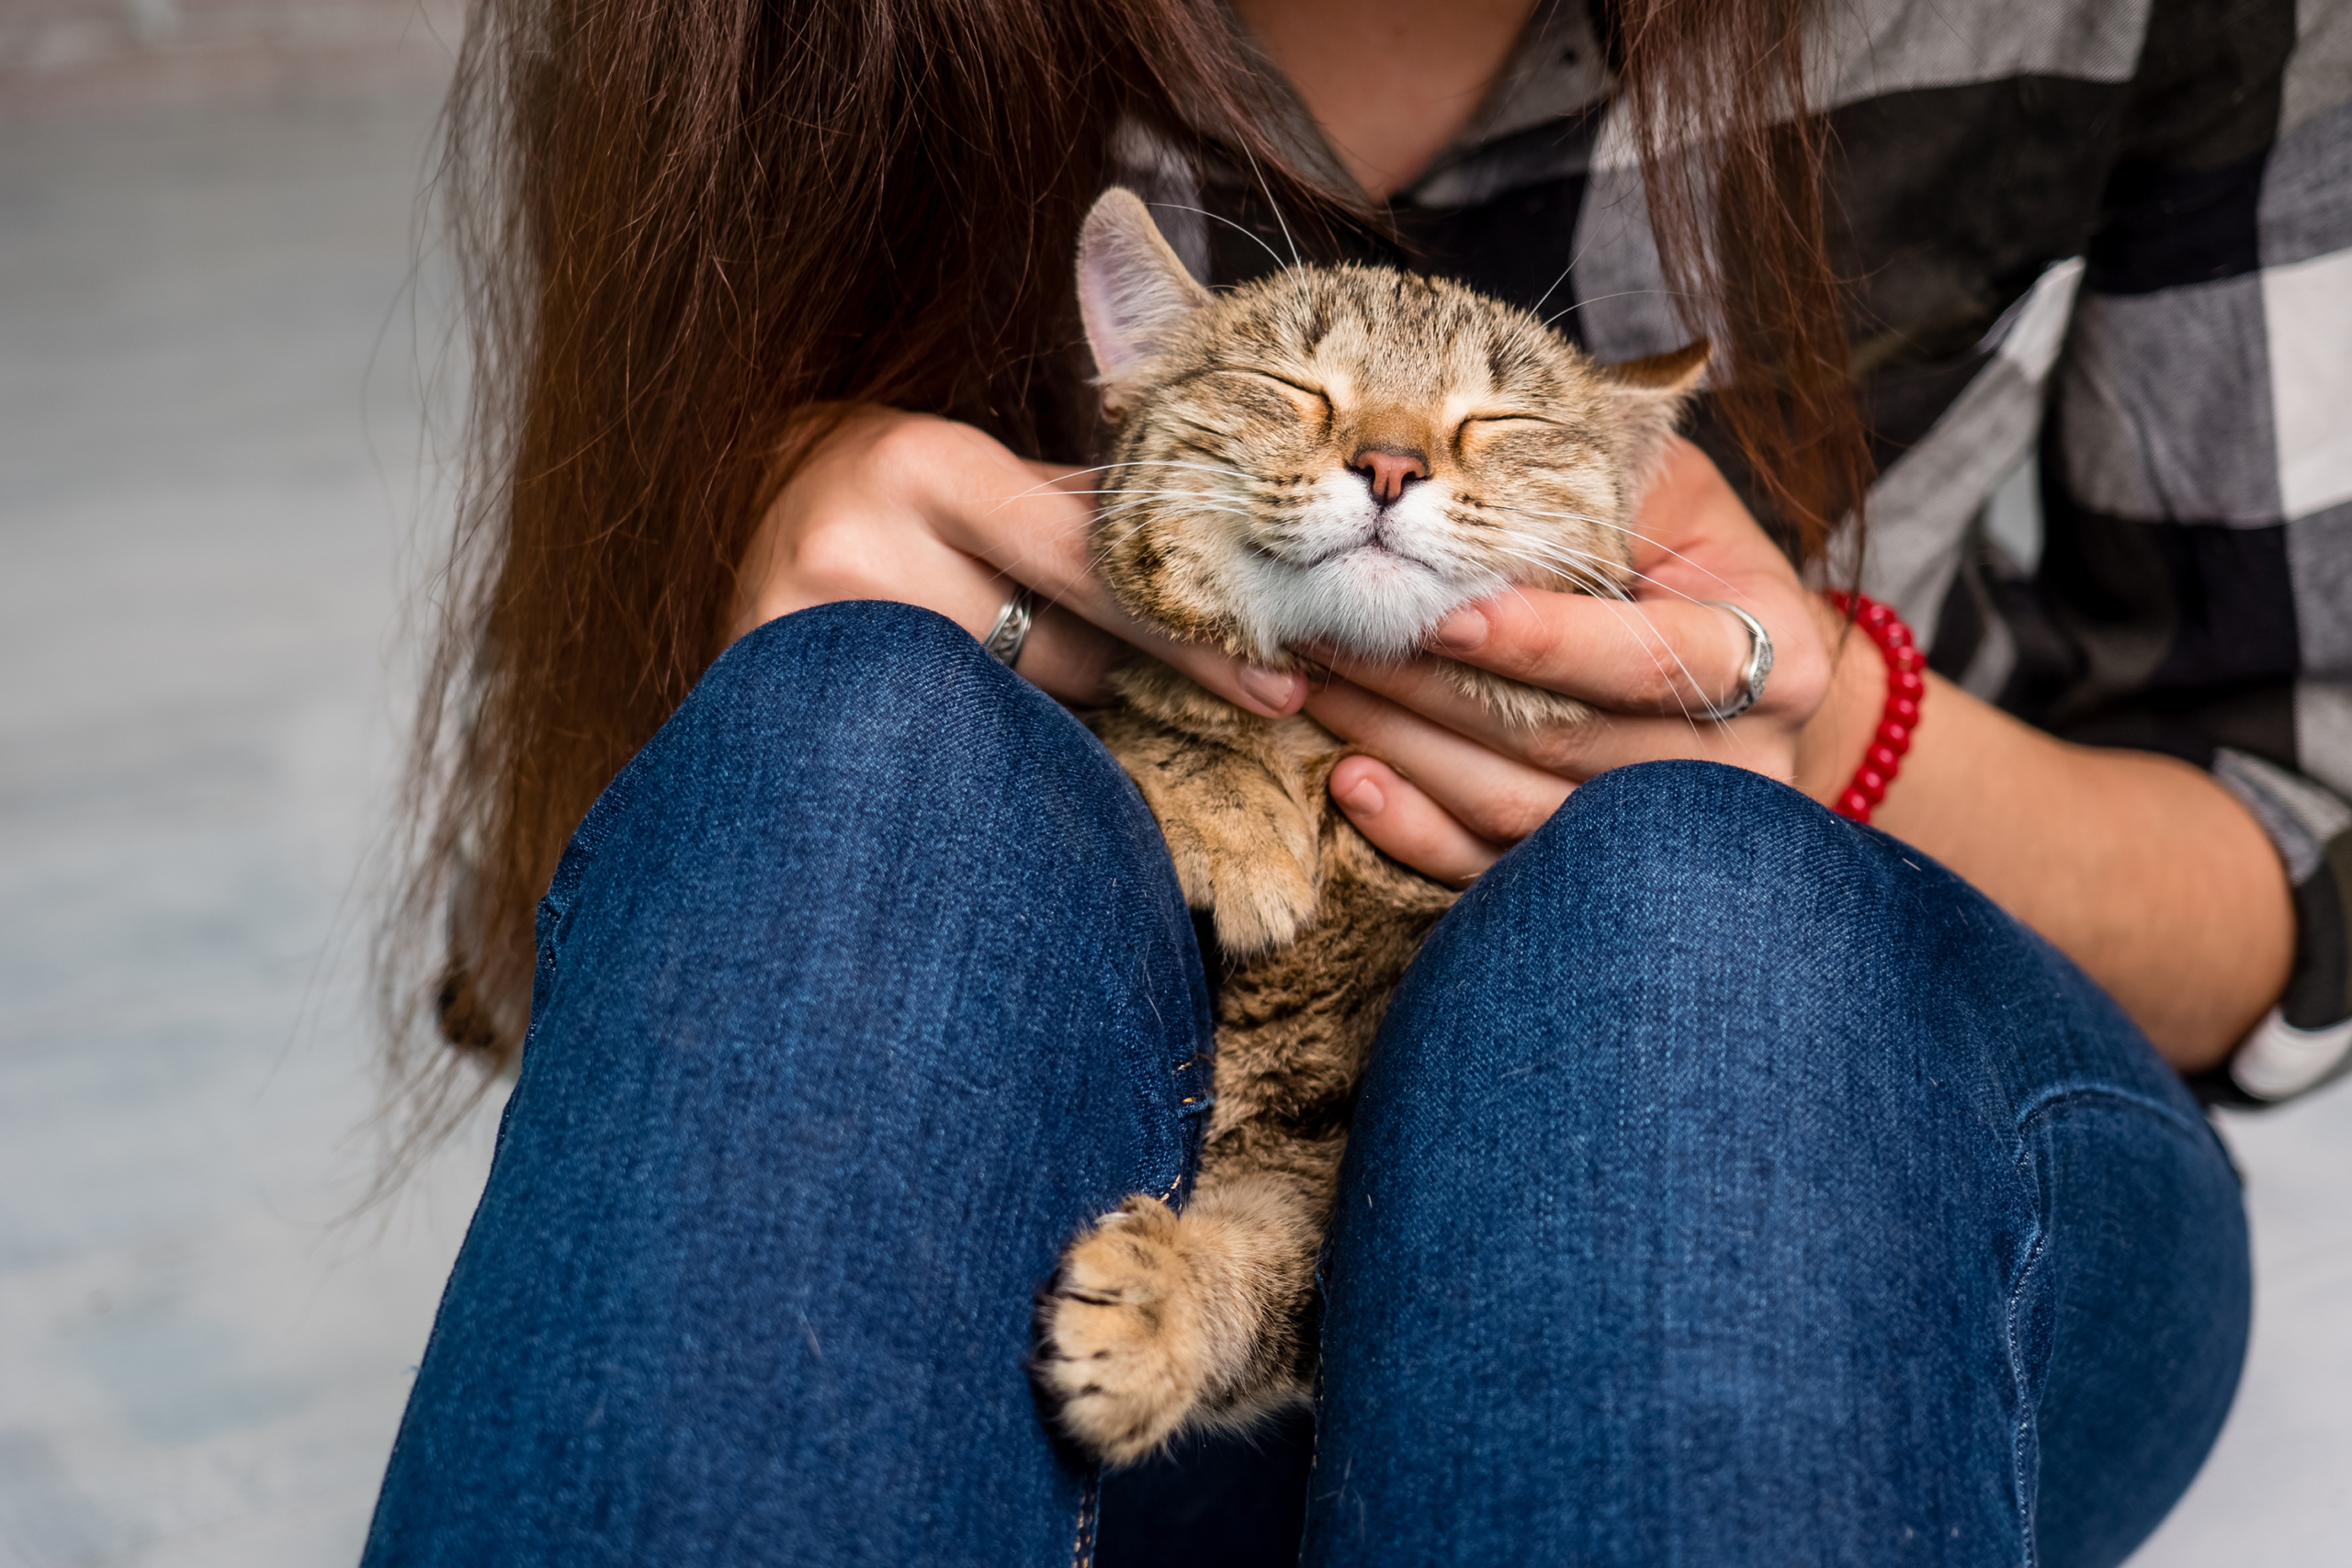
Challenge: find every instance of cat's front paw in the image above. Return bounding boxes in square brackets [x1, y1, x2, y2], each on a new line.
[1159, 801, 1318, 955]
[1031, 1197, 1211, 1465]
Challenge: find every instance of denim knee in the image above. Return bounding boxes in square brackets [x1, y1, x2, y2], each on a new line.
[1315, 787, 2243, 1566]
[517, 593, 1212, 1156]
[522, 601, 1209, 1128]
[655, 599, 1065, 807]
[1381, 761, 1912, 1103]
[1385, 758, 2190, 1128]
[1490, 757, 1931, 1006]
[538, 601, 1125, 941]
[367, 620, 1210, 1568]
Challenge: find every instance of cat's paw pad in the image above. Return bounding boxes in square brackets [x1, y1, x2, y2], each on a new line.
[1032, 1196, 1209, 1465]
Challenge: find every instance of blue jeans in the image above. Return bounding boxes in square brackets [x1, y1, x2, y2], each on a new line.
[362, 603, 2248, 1568]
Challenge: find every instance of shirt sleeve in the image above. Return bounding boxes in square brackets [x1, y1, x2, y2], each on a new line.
[2202, 750, 2352, 1103]
[2031, 0, 2352, 1104]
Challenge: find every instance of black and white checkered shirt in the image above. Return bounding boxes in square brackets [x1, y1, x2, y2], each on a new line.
[1124, 0, 2352, 1104]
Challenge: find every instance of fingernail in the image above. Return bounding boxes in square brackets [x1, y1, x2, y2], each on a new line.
[1430, 608, 1489, 653]
[1340, 777, 1385, 816]
[1237, 665, 1302, 713]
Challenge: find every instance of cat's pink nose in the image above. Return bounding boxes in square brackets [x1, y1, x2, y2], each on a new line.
[1351, 446, 1429, 506]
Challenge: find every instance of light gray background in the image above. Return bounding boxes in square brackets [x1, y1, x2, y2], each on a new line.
[0, 53, 2344, 1568]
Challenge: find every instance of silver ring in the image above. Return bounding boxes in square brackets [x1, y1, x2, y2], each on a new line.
[980, 586, 1035, 669]
[1696, 601, 1773, 721]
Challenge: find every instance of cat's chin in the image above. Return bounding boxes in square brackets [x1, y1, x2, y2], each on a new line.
[1231, 546, 1498, 663]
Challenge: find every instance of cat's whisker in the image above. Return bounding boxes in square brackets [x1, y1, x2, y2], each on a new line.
[1089, 489, 1259, 505]
[1492, 581, 1549, 626]
[1502, 548, 1688, 610]
[1099, 458, 1256, 479]
[1232, 142, 1319, 326]
[1481, 532, 1640, 592]
[1486, 503, 1740, 595]
[1476, 522, 1740, 606]
[1142, 201, 1297, 286]
[1484, 547, 1628, 610]
[1089, 487, 1263, 518]
[1094, 491, 1261, 516]
[978, 458, 1261, 519]
[1488, 544, 1730, 716]
[1066, 490, 1226, 501]
[1249, 153, 1302, 276]
[1479, 539, 1724, 727]
[1489, 228, 1605, 367]
[1543, 286, 1693, 331]
[1100, 457, 1255, 473]
[1474, 548, 1713, 728]
[1477, 537, 1621, 599]
[1143, 190, 1311, 321]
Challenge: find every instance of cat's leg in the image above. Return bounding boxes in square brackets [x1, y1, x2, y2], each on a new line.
[1033, 860, 1432, 1466]
[1091, 704, 1324, 954]
[1031, 1156, 1331, 1466]
[1045, 692, 1444, 1463]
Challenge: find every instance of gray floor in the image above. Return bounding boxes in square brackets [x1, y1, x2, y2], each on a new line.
[0, 85, 2344, 1568]
[0, 88, 497, 1567]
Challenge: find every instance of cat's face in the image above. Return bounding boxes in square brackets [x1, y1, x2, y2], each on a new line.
[1077, 188, 1706, 669]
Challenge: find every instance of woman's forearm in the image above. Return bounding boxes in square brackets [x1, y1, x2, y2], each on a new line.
[1796, 620, 2294, 1071]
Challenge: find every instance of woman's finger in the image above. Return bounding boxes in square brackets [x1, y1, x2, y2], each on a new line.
[1418, 588, 1773, 716]
[739, 456, 1133, 708]
[935, 446, 1309, 716]
[1311, 645, 1805, 781]
[1327, 755, 1511, 886]
[1305, 676, 1575, 844]
[1004, 600, 1125, 706]
[1489, 706, 1809, 783]
[1302, 645, 1564, 764]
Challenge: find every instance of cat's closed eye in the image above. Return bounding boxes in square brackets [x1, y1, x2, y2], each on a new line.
[1224, 368, 1329, 405]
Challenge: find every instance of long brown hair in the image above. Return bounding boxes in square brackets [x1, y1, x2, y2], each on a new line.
[1609, 0, 1871, 550]
[381, 0, 1868, 1141]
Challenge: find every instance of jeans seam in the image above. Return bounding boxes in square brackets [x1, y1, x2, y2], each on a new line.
[2000, 1083, 2206, 1566]
[1068, 1471, 1099, 1568]
[2003, 1153, 2050, 1568]
[2011, 1084, 2210, 1150]
[538, 751, 644, 934]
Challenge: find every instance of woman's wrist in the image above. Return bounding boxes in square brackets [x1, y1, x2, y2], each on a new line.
[1790, 593, 1897, 807]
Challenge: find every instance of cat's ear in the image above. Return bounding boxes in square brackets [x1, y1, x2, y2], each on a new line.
[1078, 187, 1213, 415]
[1599, 339, 1713, 483]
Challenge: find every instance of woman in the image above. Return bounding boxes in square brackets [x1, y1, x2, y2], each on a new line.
[367, 0, 2352, 1562]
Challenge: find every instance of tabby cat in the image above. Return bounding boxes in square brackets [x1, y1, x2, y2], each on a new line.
[1030, 188, 1708, 1464]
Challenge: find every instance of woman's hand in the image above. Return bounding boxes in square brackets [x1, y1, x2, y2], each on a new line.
[1301, 435, 2291, 1066]
[1304, 437, 1862, 885]
[729, 407, 1310, 716]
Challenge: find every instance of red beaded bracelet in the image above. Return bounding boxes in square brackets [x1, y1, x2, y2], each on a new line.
[1821, 590, 1927, 825]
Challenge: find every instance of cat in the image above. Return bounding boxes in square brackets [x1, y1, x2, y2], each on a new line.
[1029, 187, 1707, 1465]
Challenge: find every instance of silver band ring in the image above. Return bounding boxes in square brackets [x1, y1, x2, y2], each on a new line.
[1696, 601, 1773, 721]
[981, 586, 1036, 669]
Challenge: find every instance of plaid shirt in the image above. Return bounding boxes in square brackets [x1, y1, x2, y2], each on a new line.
[1123, 0, 2352, 1104]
